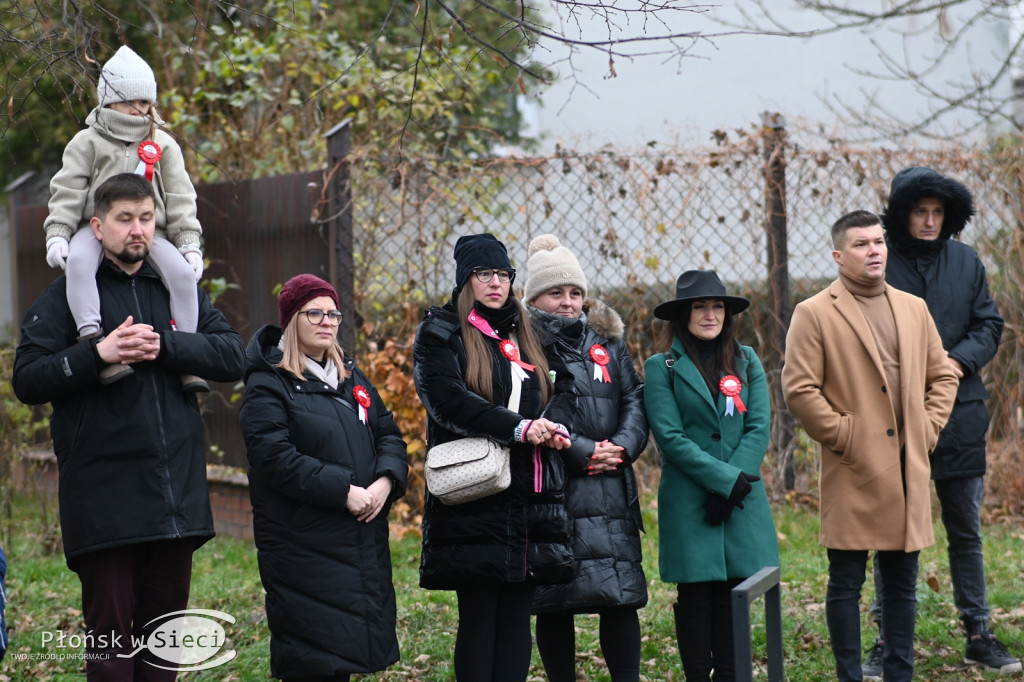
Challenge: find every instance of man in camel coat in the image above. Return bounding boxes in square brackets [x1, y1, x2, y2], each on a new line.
[783, 209, 958, 682]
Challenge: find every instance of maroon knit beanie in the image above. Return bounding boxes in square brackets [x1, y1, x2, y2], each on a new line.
[278, 274, 339, 329]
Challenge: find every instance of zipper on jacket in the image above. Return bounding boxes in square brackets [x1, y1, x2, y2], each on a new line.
[132, 277, 181, 538]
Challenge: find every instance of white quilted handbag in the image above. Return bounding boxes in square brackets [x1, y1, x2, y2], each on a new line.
[425, 438, 511, 505]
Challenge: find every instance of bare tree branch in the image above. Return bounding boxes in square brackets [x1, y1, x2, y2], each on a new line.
[717, 1, 1024, 140]
[0, 0, 780, 176]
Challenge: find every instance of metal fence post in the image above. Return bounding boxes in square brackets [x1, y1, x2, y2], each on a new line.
[732, 565, 785, 681]
[761, 112, 796, 492]
[325, 118, 355, 352]
[4, 171, 36, 344]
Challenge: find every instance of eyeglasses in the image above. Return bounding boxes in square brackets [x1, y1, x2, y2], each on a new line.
[298, 309, 343, 325]
[473, 268, 516, 284]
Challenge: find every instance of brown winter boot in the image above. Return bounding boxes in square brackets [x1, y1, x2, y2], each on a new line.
[99, 363, 134, 385]
[181, 375, 211, 393]
[79, 329, 135, 385]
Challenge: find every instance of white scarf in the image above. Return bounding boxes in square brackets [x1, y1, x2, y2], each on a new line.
[277, 337, 339, 389]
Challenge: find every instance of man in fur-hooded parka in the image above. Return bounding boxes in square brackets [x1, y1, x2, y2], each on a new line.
[879, 167, 1014, 663]
[882, 167, 1003, 480]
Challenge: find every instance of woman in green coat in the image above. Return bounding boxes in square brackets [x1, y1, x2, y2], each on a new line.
[644, 270, 780, 682]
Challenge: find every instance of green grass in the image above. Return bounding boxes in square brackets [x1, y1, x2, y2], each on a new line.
[2, 492, 1023, 680]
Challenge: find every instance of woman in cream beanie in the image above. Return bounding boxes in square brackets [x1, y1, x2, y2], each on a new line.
[522, 234, 588, 305]
[525, 234, 650, 682]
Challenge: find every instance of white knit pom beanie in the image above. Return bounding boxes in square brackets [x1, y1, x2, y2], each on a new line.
[97, 46, 157, 108]
[524, 234, 588, 304]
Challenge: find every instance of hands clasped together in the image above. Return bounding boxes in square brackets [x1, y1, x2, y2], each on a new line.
[345, 476, 394, 522]
[522, 417, 571, 450]
[96, 316, 161, 367]
[703, 472, 761, 527]
[588, 439, 625, 475]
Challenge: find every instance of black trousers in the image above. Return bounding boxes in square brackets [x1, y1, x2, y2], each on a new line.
[535, 606, 641, 682]
[74, 539, 194, 682]
[674, 580, 742, 682]
[454, 581, 535, 682]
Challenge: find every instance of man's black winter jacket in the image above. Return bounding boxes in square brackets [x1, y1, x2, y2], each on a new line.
[13, 262, 245, 564]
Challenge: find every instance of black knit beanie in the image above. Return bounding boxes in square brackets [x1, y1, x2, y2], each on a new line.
[453, 233, 512, 292]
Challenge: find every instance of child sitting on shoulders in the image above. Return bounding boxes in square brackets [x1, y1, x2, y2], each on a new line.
[44, 45, 209, 392]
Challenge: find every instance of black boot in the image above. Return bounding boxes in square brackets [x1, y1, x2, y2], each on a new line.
[709, 581, 738, 682]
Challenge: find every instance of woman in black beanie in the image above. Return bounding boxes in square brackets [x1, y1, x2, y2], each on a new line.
[413, 233, 576, 681]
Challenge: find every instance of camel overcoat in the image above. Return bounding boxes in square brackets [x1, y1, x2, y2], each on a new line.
[782, 278, 958, 552]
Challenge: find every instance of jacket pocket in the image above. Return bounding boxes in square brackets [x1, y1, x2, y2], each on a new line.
[834, 412, 854, 464]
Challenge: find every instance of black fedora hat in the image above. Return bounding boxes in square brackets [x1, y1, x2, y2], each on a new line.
[653, 270, 750, 320]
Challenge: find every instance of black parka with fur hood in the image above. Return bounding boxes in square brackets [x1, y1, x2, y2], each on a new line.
[531, 298, 649, 614]
[881, 166, 1004, 479]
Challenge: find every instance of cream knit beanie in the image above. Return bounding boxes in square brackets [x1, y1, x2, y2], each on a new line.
[97, 46, 157, 108]
[524, 234, 588, 304]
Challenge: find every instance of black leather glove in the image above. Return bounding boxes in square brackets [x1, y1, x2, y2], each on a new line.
[727, 472, 761, 509]
[703, 493, 734, 526]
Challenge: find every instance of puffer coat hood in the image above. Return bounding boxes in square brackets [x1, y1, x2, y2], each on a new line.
[881, 166, 974, 247]
[240, 324, 409, 678]
[531, 298, 650, 614]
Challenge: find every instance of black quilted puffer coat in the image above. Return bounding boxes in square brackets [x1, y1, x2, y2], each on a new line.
[881, 167, 1004, 479]
[413, 298, 576, 590]
[531, 300, 649, 614]
[240, 325, 409, 678]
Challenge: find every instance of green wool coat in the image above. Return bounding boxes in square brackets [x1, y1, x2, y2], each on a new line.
[644, 339, 780, 584]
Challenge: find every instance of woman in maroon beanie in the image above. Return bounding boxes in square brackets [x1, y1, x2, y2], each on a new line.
[240, 274, 409, 682]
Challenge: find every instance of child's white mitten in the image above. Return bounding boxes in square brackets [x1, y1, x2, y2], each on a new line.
[182, 249, 204, 281]
[45, 237, 69, 270]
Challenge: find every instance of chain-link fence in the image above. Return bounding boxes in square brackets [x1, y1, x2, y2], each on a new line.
[350, 130, 1009, 312]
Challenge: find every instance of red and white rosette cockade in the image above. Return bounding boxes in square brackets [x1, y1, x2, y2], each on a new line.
[353, 385, 371, 424]
[500, 338, 536, 382]
[719, 375, 747, 416]
[589, 343, 611, 383]
[467, 310, 536, 410]
[137, 141, 162, 181]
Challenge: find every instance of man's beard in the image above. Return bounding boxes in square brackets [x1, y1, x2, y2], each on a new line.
[116, 244, 150, 264]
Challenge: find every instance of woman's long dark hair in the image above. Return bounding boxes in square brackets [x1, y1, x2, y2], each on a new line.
[671, 301, 741, 390]
[456, 284, 552, 406]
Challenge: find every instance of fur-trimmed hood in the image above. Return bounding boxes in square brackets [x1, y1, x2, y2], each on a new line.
[881, 166, 974, 246]
[582, 297, 625, 341]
